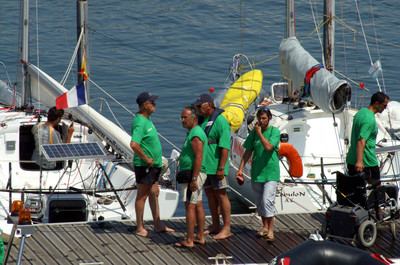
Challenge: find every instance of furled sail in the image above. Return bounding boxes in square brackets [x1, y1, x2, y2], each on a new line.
[279, 37, 351, 114]
[26, 63, 134, 161]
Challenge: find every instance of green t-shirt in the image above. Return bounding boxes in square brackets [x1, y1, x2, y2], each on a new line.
[200, 114, 231, 175]
[346, 108, 378, 167]
[179, 126, 208, 172]
[243, 126, 280, 182]
[131, 115, 162, 167]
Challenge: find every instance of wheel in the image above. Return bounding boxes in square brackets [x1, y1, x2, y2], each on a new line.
[391, 222, 396, 239]
[357, 220, 377, 247]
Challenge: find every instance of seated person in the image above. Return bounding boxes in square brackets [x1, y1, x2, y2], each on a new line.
[31, 106, 74, 169]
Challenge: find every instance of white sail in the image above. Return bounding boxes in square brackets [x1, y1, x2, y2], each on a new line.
[279, 37, 351, 114]
[27, 63, 134, 161]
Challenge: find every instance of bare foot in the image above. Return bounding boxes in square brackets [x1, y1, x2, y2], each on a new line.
[213, 230, 232, 240]
[154, 225, 175, 233]
[136, 229, 154, 238]
[204, 225, 220, 235]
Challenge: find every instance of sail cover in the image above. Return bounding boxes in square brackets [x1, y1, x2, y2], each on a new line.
[279, 37, 351, 114]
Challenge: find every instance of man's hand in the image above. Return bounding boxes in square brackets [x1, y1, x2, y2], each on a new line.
[190, 180, 198, 191]
[146, 158, 154, 167]
[355, 161, 364, 173]
[216, 169, 225, 180]
[68, 123, 75, 135]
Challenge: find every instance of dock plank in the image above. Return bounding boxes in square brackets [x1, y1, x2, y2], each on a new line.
[3, 213, 400, 264]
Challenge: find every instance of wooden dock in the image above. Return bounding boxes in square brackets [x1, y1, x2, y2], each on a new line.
[3, 213, 400, 264]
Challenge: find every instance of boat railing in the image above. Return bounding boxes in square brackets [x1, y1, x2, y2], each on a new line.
[0, 61, 11, 85]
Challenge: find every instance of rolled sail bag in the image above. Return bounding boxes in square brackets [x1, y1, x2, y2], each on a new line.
[176, 170, 193, 184]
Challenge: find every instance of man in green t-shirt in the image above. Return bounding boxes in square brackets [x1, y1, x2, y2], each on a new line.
[346, 91, 389, 185]
[130, 92, 174, 238]
[174, 106, 208, 248]
[235, 107, 280, 241]
[193, 94, 232, 240]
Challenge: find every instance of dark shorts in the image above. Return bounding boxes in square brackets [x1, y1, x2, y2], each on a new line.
[134, 166, 161, 184]
[347, 164, 380, 182]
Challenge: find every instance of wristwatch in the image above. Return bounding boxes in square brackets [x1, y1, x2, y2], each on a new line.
[217, 166, 224, 171]
[191, 177, 197, 181]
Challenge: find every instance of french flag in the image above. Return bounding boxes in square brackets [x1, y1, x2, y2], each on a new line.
[56, 83, 87, 109]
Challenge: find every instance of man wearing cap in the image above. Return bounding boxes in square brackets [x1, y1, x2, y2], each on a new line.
[130, 92, 174, 237]
[193, 94, 232, 240]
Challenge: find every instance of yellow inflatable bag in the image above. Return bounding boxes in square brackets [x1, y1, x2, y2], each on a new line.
[221, 69, 263, 131]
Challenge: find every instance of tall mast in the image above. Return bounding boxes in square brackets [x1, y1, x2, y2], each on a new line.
[323, 0, 335, 72]
[286, 0, 295, 97]
[21, 0, 30, 108]
[77, 0, 89, 102]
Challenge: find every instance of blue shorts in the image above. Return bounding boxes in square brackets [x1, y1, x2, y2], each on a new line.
[203, 174, 229, 190]
[251, 181, 278, 218]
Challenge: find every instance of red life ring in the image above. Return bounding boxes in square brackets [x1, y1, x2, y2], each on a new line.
[279, 142, 303, 178]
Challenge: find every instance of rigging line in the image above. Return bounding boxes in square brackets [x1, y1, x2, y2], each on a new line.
[368, 0, 386, 94]
[354, 0, 382, 92]
[87, 27, 225, 75]
[333, 69, 371, 92]
[338, 0, 353, 107]
[239, 0, 246, 55]
[253, 18, 328, 68]
[60, 28, 84, 86]
[251, 54, 278, 67]
[309, 0, 324, 65]
[88, 78, 135, 117]
[333, 17, 400, 48]
[88, 78, 181, 152]
[35, 0, 41, 110]
[89, 97, 124, 130]
[332, 113, 346, 167]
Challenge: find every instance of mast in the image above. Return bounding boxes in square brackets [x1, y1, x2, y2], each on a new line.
[286, 0, 295, 97]
[323, 0, 335, 72]
[21, 0, 30, 108]
[77, 0, 89, 102]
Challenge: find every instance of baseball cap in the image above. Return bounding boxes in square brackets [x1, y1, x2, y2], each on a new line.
[193, 94, 213, 106]
[136, 92, 159, 105]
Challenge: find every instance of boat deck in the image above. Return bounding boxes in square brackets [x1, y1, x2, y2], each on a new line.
[3, 213, 400, 264]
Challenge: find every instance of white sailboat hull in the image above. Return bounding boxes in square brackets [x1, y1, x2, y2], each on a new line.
[228, 97, 400, 214]
[0, 63, 179, 223]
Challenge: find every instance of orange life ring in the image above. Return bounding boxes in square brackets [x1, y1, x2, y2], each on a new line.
[279, 142, 303, 178]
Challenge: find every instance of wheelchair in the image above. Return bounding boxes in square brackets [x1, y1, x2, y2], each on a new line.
[321, 171, 400, 247]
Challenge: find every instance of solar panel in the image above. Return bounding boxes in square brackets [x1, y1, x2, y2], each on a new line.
[40, 142, 107, 161]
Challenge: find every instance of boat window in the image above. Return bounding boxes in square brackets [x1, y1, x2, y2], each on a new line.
[271, 82, 288, 103]
[19, 125, 64, 171]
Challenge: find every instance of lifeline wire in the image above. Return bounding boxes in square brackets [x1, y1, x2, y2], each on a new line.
[353, 0, 381, 92]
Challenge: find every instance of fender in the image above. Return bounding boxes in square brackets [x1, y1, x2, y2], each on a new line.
[271, 240, 393, 265]
[279, 142, 303, 178]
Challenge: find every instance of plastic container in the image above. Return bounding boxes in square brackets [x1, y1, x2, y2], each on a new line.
[237, 174, 245, 185]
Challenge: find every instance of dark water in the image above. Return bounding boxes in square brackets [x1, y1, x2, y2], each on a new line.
[1, 0, 400, 217]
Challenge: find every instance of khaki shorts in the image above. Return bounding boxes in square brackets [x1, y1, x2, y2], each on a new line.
[181, 171, 207, 204]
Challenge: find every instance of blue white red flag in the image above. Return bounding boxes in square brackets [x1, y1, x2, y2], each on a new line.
[56, 83, 87, 109]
